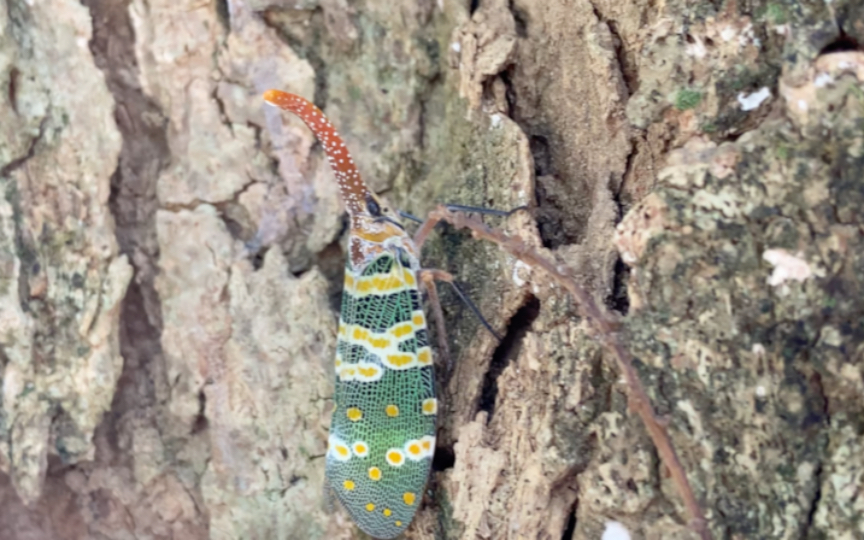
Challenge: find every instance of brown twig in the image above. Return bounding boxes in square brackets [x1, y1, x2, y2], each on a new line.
[417, 206, 711, 540]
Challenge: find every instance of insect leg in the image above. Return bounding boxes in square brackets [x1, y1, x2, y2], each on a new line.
[418, 270, 452, 374]
[409, 205, 526, 250]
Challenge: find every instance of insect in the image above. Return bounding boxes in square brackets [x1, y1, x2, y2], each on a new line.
[263, 90, 437, 539]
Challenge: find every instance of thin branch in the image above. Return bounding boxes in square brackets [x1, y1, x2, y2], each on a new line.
[419, 206, 711, 540]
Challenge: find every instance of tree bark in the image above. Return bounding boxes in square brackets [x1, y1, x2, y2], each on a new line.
[1, 0, 863, 539]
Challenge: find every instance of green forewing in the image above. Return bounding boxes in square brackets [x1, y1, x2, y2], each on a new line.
[327, 252, 435, 539]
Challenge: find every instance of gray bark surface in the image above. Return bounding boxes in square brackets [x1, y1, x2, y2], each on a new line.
[0, 0, 862, 539]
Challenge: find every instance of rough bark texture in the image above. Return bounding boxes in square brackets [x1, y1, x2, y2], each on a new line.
[1, 0, 862, 539]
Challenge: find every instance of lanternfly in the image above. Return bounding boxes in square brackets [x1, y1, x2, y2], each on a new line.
[264, 90, 436, 539]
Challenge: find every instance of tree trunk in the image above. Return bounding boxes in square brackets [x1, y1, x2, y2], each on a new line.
[1, 0, 863, 539]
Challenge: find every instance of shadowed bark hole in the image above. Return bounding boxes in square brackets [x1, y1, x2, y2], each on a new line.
[530, 135, 552, 177]
[191, 390, 208, 435]
[509, 1, 528, 38]
[804, 463, 823, 532]
[251, 248, 267, 270]
[479, 295, 540, 420]
[432, 444, 455, 472]
[495, 65, 518, 118]
[214, 0, 229, 32]
[608, 257, 630, 315]
[819, 33, 862, 55]
[7, 67, 18, 113]
[561, 501, 576, 540]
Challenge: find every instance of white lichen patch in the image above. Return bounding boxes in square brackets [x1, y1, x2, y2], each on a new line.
[737, 87, 771, 111]
[601, 521, 632, 540]
[762, 249, 812, 286]
[814, 72, 834, 88]
[512, 260, 531, 287]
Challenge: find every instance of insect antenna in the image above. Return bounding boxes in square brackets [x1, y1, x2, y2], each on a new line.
[398, 210, 424, 223]
[400, 205, 527, 223]
[442, 203, 529, 217]
[447, 280, 502, 341]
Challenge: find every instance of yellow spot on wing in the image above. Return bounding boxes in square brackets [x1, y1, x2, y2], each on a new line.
[412, 313, 425, 326]
[403, 492, 416, 505]
[356, 364, 377, 379]
[420, 435, 436, 457]
[368, 466, 382, 481]
[404, 269, 416, 286]
[395, 520, 402, 527]
[422, 398, 438, 415]
[339, 365, 357, 381]
[386, 274, 405, 291]
[329, 436, 352, 462]
[392, 324, 413, 338]
[346, 407, 363, 421]
[383, 508, 392, 517]
[386, 354, 414, 368]
[386, 449, 405, 467]
[418, 347, 432, 365]
[407, 441, 422, 457]
[344, 274, 354, 290]
[343, 480, 355, 491]
[352, 441, 369, 457]
[365, 502, 375, 512]
[368, 336, 390, 349]
[385, 404, 399, 417]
